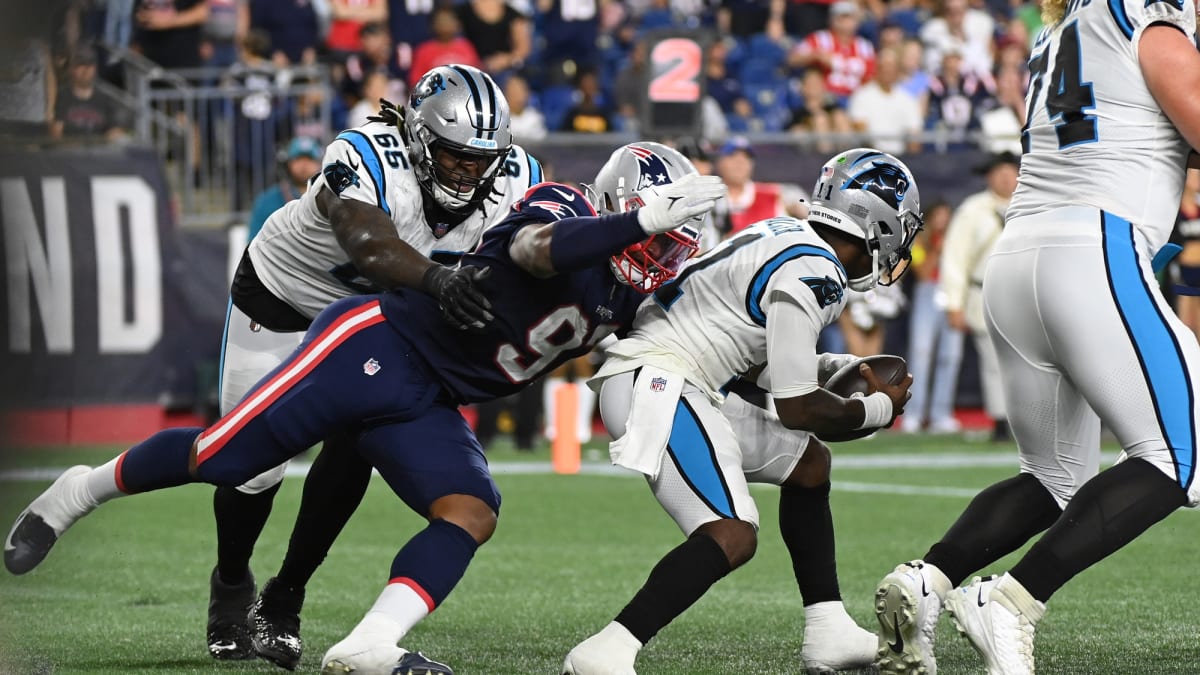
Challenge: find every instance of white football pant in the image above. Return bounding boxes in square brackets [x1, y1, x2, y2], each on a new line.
[983, 206, 1200, 507]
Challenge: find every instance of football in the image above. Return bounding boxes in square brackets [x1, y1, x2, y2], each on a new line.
[817, 354, 909, 443]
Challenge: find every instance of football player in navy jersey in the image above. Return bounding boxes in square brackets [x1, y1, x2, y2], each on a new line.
[4, 143, 724, 675]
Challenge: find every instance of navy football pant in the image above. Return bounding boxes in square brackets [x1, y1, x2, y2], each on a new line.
[129, 296, 500, 516]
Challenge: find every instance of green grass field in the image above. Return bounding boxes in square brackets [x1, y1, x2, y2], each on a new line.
[1, 434, 1197, 674]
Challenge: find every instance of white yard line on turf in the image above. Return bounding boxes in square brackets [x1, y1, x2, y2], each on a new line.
[0, 451, 1125, 504]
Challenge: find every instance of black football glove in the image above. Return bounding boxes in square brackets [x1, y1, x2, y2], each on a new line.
[421, 264, 494, 330]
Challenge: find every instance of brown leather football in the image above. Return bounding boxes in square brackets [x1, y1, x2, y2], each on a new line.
[817, 354, 908, 443]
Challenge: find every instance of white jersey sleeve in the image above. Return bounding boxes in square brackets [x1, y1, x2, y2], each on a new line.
[761, 253, 846, 398]
[1007, 0, 1197, 247]
[318, 126, 408, 215]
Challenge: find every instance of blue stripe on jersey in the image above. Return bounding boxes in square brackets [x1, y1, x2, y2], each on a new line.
[1102, 212, 1196, 489]
[336, 130, 391, 216]
[451, 65, 484, 139]
[1108, 0, 1134, 39]
[667, 398, 736, 519]
[216, 297, 233, 409]
[745, 245, 846, 326]
[527, 152, 543, 185]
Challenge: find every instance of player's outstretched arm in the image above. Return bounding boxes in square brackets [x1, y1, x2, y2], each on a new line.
[1141, 24, 1200, 154]
[509, 176, 725, 278]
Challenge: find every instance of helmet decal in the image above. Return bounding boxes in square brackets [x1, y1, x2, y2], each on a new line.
[627, 145, 676, 192]
[840, 156, 911, 210]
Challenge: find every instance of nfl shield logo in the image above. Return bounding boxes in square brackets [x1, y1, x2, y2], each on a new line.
[433, 222, 450, 237]
[650, 377, 667, 392]
[363, 358, 381, 376]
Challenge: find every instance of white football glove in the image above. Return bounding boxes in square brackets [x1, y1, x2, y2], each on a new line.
[635, 173, 727, 235]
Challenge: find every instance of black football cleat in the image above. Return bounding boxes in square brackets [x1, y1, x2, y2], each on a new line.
[392, 651, 455, 675]
[5, 465, 95, 575]
[4, 512, 59, 575]
[207, 567, 257, 660]
[250, 577, 305, 670]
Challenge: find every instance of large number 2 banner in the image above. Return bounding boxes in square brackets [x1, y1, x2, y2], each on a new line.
[642, 30, 708, 138]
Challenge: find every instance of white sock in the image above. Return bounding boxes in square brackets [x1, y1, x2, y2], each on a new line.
[924, 562, 953, 598]
[351, 581, 432, 643]
[543, 377, 565, 440]
[803, 600, 854, 630]
[596, 621, 643, 656]
[576, 383, 596, 443]
[84, 456, 125, 505]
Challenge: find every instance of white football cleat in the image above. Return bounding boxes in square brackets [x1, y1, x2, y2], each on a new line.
[875, 560, 951, 675]
[800, 601, 878, 674]
[5, 465, 96, 575]
[321, 635, 405, 674]
[561, 622, 640, 675]
[944, 573, 1043, 675]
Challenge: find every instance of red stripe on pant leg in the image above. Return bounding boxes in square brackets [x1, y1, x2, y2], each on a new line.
[114, 450, 130, 494]
[196, 301, 385, 465]
[389, 576, 436, 613]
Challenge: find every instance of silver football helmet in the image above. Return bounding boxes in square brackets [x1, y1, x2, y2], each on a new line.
[584, 142, 703, 293]
[405, 64, 513, 213]
[807, 148, 923, 291]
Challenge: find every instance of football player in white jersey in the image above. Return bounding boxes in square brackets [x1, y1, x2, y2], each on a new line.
[871, 2, 1200, 674]
[562, 148, 920, 675]
[206, 64, 542, 666]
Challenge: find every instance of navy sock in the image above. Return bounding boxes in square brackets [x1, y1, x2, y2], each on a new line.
[214, 482, 282, 586]
[615, 533, 732, 645]
[779, 481, 841, 605]
[118, 427, 202, 494]
[388, 519, 479, 609]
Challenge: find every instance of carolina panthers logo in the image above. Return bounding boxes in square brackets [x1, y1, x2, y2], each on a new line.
[627, 145, 674, 191]
[841, 156, 910, 210]
[802, 275, 844, 308]
[411, 72, 447, 109]
[322, 160, 360, 195]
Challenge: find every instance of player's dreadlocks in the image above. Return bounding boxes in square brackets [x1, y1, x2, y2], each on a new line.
[367, 98, 405, 128]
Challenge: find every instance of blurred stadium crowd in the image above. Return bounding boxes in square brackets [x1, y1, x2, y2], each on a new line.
[5, 0, 1036, 151]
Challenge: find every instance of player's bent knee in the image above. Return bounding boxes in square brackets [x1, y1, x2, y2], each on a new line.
[783, 438, 832, 488]
[696, 518, 757, 569]
[429, 494, 498, 545]
[236, 463, 288, 494]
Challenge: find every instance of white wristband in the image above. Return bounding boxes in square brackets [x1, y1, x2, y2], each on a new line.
[856, 391, 893, 430]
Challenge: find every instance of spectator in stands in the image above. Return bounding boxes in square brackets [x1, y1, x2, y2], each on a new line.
[840, 285, 905, 357]
[785, 0, 838, 38]
[387, 0, 433, 82]
[705, 38, 746, 117]
[941, 151, 1019, 442]
[788, 0, 876, 104]
[456, 0, 531, 80]
[537, 0, 601, 72]
[344, 70, 388, 127]
[788, 67, 853, 154]
[505, 73, 546, 144]
[925, 46, 995, 149]
[847, 47, 922, 155]
[134, 0, 209, 69]
[900, 199, 963, 433]
[248, 0, 318, 65]
[613, 40, 648, 132]
[326, 0, 388, 60]
[897, 36, 931, 109]
[342, 22, 405, 110]
[408, 7, 481, 90]
[978, 63, 1026, 154]
[227, 29, 284, 211]
[562, 68, 611, 133]
[1172, 170, 1200, 339]
[105, 0, 136, 53]
[200, 0, 244, 68]
[714, 136, 788, 236]
[52, 45, 127, 141]
[247, 135, 321, 239]
[717, 0, 785, 38]
[920, 0, 994, 79]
